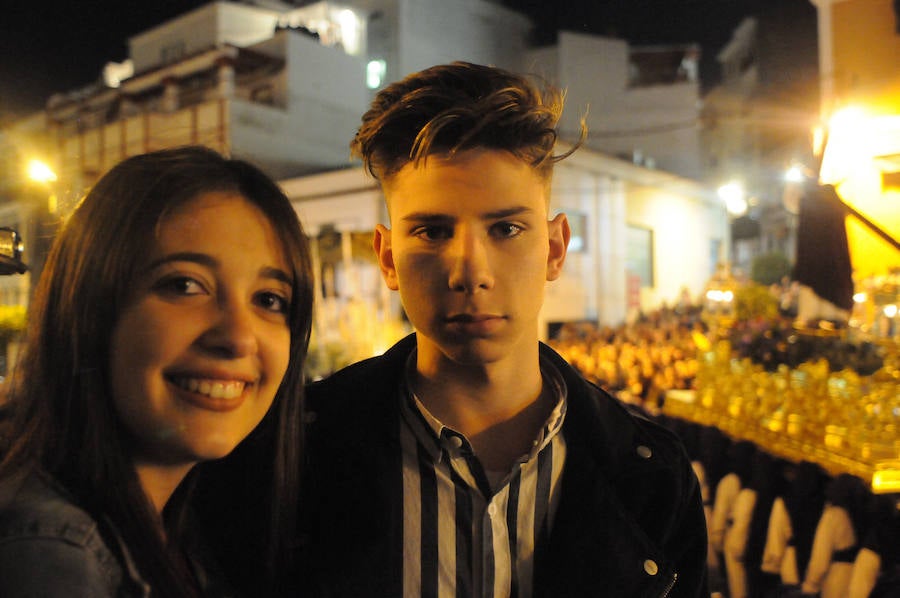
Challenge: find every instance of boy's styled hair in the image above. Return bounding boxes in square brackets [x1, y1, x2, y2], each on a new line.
[351, 61, 583, 181]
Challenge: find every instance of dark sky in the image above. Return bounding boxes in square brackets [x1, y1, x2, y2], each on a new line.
[0, 0, 755, 122]
[0, 0, 210, 120]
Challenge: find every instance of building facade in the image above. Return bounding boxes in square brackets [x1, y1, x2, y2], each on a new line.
[0, 0, 729, 373]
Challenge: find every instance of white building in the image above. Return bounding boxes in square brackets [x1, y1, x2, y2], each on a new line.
[528, 31, 705, 180]
[0, 0, 727, 374]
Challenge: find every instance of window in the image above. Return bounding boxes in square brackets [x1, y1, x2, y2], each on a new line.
[251, 85, 275, 105]
[160, 41, 185, 65]
[625, 225, 654, 288]
[566, 211, 586, 253]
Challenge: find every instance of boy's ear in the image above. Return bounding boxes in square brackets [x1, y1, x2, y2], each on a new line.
[373, 224, 400, 290]
[546, 213, 570, 281]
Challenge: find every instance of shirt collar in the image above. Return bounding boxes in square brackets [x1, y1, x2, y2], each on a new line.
[399, 349, 568, 463]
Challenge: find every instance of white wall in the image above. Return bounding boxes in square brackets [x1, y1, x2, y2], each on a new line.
[529, 31, 705, 180]
[396, 0, 530, 78]
[626, 185, 722, 309]
[128, 2, 280, 74]
[230, 29, 368, 177]
[548, 147, 724, 326]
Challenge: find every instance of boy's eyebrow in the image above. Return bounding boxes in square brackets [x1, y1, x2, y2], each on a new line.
[400, 212, 454, 223]
[401, 206, 535, 222]
[481, 206, 535, 219]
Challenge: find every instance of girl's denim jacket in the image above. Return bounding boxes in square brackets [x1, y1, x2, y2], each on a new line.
[0, 468, 151, 597]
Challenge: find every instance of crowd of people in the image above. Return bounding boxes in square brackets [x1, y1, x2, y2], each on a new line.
[549, 300, 899, 598]
[665, 419, 900, 598]
[549, 303, 705, 409]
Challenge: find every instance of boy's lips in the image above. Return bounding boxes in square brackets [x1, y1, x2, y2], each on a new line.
[445, 313, 503, 322]
[444, 313, 506, 335]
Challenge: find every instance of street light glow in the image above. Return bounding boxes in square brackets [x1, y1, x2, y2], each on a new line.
[717, 181, 748, 216]
[27, 160, 57, 183]
[784, 165, 805, 183]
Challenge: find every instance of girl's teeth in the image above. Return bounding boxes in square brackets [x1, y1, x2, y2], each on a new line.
[177, 378, 244, 399]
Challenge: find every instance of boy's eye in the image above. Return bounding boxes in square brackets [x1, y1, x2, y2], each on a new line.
[491, 222, 524, 238]
[412, 225, 452, 241]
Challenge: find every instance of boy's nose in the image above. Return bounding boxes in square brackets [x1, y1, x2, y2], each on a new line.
[447, 230, 494, 293]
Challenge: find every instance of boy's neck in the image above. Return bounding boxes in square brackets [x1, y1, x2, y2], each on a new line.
[412, 343, 551, 472]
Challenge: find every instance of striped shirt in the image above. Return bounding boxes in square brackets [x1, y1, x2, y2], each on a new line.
[399, 355, 568, 598]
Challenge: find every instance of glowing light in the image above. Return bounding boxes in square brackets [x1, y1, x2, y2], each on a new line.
[819, 106, 873, 186]
[785, 165, 805, 183]
[102, 60, 134, 88]
[829, 106, 866, 130]
[367, 59, 386, 89]
[853, 292, 868, 303]
[336, 9, 360, 54]
[884, 304, 898, 318]
[872, 466, 900, 494]
[705, 289, 734, 303]
[27, 160, 57, 183]
[717, 181, 747, 216]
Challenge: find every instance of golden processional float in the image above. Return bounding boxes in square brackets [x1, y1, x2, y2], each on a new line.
[666, 100, 900, 496]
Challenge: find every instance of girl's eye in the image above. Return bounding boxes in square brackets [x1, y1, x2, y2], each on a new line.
[256, 291, 290, 315]
[491, 222, 524, 238]
[157, 276, 206, 296]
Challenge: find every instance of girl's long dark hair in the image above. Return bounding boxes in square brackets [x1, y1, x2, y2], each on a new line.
[0, 146, 313, 596]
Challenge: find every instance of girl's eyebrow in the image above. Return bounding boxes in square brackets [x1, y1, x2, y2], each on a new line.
[259, 265, 293, 286]
[142, 252, 216, 273]
[143, 252, 293, 286]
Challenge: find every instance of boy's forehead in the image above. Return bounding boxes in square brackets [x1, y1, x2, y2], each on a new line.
[381, 149, 552, 209]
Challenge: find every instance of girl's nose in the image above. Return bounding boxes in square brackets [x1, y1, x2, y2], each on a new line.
[198, 300, 259, 358]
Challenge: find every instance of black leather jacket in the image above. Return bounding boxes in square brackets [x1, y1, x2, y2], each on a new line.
[296, 335, 709, 597]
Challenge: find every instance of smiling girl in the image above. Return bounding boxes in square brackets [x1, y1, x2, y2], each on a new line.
[0, 146, 313, 596]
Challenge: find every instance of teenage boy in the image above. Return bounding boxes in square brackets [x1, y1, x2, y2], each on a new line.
[296, 61, 708, 597]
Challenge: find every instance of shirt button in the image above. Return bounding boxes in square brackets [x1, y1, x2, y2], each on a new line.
[487, 504, 497, 517]
[450, 435, 464, 449]
[636, 445, 652, 459]
[643, 559, 659, 576]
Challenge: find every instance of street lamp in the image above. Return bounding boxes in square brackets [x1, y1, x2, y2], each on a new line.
[26, 159, 58, 213]
[717, 181, 748, 217]
[26, 159, 57, 183]
[784, 165, 805, 184]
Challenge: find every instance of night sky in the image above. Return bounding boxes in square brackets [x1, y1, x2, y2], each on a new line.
[0, 0, 756, 122]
